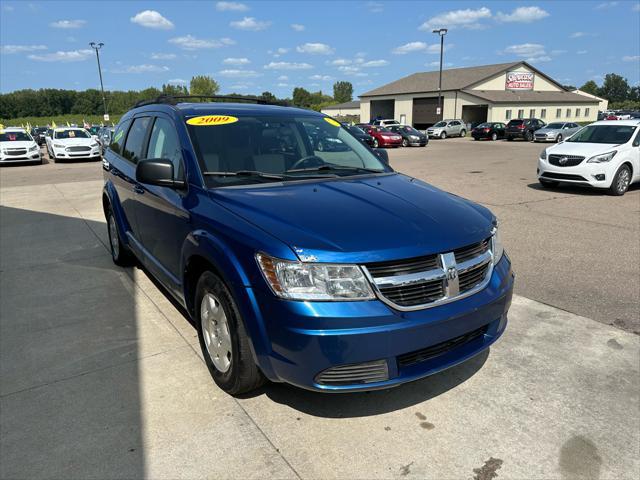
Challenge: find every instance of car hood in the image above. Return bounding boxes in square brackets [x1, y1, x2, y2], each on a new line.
[53, 138, 94, 146]
[0, 141, 37, 149]
[209, 173, 494, 263]
[547, 142, 620, 157]
[537, 128, 562, 134]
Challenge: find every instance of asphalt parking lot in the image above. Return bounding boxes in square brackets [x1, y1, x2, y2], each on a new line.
[1, 142, 638, 479]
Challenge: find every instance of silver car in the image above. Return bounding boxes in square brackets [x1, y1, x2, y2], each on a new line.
[426, 119, 467, 139]
[534, 122, 581, 143]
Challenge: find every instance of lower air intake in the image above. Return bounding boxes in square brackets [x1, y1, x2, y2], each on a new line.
[315, 359, 389, 386]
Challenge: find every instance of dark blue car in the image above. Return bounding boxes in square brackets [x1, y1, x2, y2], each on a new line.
[102, 96, 514, 395]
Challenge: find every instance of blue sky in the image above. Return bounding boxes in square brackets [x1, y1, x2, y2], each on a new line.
[1, 0, 639, 96]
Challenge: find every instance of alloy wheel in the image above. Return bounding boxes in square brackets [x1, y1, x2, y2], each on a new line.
[617, 168, 631, 194]
[201, 293, 232, 373]
[108, 214, 119, 259]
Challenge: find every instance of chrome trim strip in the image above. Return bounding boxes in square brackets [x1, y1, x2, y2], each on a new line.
[362, 239, 495, 312]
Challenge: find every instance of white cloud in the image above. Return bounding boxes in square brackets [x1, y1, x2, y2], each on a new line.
[28, 49, 93, 62]
[291, 23, 305, 31]
[218, 69, 260, 77]
[392, 41, 428, 54]
[361, 59, 389, 67]
[296, 43, 334, 55]
[50, 19, 86, 29]
[2, 4, 14, 11]
[330, 58, 352, 65]
[130, 10, 174, 30]
[577, 50, 588, 55]
[1, 44, 47, 54]
[151, 52, 177, 60]
[168, 78, 187, 85]
[570, 31, 586, 38]
[278, 75, 288, 80]
[229, 84, 250, 90]
[427, 61, 453, 68]
[495, 6, 549, 23]
[367, 2, 384, 13]
[633, 4, 640, 12]
[230, 17, 271, 31]
[420, 7, 492, 30]
[595, 2, 618, 9]
[112, 64, 170, 74]
[264, 61, 313, 70]
[504, 43, 546, 57]
[623, 55, 640, 62]
[169, 35, 235, 50]
[309, 74, 333, 81]
[215, 1, 249, 11]
[223, 57, 250, 65]
[277, 83, 289, 87]
[525, 56, 551, 63]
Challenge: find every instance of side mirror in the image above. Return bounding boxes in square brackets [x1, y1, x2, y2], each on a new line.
[136, 159, 185, 189]
[374, 148, 389, 165]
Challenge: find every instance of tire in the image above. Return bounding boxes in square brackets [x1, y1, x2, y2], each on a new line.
[373, 138, 379, 148]
[459, 129, 466, 137]
[402, 139, 408, 147]
[609, 164, 632, 196]
[491, 132, 498, 141]
[525, 131, 533, 142]
[440, 132, 446, 139]
[539, 179, 559, 188]
[195, 271, 265, 395]
[506, 136, 513, 141]
[556, 134, 563, 143]
[106, 205, 135, 266]
[473, 137, 479, 141]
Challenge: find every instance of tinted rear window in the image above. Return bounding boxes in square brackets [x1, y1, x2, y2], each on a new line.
[122, 117, 151, 163]
[508, 120, 524, 126]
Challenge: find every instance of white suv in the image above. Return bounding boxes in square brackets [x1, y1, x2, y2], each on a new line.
[372, 119, 400, 127]
[0, 128, 42, 164]
[538, 120, 640, 196]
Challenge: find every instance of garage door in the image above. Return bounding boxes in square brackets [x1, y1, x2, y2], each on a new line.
[370, 100, 394, 121]
[412, 97, 439, 127]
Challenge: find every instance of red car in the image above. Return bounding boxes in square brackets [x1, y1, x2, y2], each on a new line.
[361, 125, 403, 148]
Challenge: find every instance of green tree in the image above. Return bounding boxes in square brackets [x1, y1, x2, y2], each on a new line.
[260, 91, 277, 103]
[292, 87, 312, 107]
[162, 83, 189, 96]
[599, 73, 630, 103]
[561, 84, 576, 91]
[189, 75, 220, 97]
[579, 80, 599, 96]
[333, 81, 353, 103]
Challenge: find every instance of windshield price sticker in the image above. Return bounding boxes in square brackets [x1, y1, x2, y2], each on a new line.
[186, 115, 239, 126]
[324, 117, 341, 127]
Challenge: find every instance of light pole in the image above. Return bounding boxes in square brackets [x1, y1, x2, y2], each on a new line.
[432, 28, 447, 121]
[89, 42, 108, 120]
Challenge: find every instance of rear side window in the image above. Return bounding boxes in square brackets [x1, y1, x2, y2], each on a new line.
[147, 118, 184, 180]
[122, 117, 151, 164]
[110, 119, 131, 156]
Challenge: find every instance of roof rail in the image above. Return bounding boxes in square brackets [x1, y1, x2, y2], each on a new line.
[133, 94, 287, 108]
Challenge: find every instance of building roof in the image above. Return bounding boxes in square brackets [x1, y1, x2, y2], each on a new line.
[322, 100, 361, 110]
[360, 62, 525, 97]
[572, 89, 607, 102]
[462, 89, 600, 104]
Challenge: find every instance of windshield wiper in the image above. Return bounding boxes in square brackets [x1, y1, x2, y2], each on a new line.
[202, 170, 337, 181]
[285, 165, 385, 174]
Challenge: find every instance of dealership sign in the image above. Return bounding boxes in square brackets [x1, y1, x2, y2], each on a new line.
[506, 71, 534, 90]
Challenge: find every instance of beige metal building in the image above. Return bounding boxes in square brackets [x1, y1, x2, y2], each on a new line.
[359, 61, 601, 129]
[320, 100, 361, 117]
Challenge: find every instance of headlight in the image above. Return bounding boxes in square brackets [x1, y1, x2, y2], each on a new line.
[586, 150, 617, 163]
[256, 253, 375, 301]
[540, 148, 547, 160]
[53, 143, 65, 149]
[29, 145, 39, 152]
[491, 223, 504, 263]
[410, 135, 419, 140]
[91, 142, 99, 148]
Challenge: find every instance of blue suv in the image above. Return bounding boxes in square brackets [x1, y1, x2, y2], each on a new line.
[102, 96, 514, 395]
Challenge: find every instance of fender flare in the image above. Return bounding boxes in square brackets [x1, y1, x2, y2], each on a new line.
[102, 182, 131, 248]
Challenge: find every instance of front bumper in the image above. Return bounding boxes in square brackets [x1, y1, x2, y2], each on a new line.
[52, 149, 101, 160]
[245, 254, 514, 392]
[0, 153, 41, 163]
[537, 158, 615, 188]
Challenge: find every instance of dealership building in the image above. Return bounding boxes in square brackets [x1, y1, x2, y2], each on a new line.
[359, 61, 601, 129]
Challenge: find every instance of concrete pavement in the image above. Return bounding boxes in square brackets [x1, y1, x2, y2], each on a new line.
[1, 150, 639, 479]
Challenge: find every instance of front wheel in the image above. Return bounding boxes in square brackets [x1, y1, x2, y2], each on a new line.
[402, 139, 408, 147]
[459, 129, 466, 137]
[525, 131, 534, 142]
[556, 134, 563, 143]
[609, 164, 631, 196]
[195, 271, 265, 395]
[440, 132, 446, 139]
[491, 132, 498, 141]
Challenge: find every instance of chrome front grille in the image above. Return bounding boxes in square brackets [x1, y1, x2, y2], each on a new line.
[67, 146, 91, 152]
[363, 237, 494, 311]
[6, 149, 27, 156]
[548, 154, 584, 167]
[315, 360, 389, 386]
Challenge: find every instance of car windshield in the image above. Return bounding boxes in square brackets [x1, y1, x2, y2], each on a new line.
[401, 126, 420, 134]
[508, 120, 524, 126]
[433, 121, 447, 128]
[347, 126, 364, 135]
[546, 123, 565, 129]
[187, 115, 389, 187]
[54, 129, 91, 139]
[0, 131, 32, 142]
[566, 124, 636, 144]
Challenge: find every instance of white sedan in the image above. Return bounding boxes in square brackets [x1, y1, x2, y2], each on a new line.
[46, 128, 101, 162]
[0, 128, 42, 164]
[538, 120, 640, 195]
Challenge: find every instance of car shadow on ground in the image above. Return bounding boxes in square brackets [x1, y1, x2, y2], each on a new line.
[238, 349, 489, 418]
[526, 182, 640, 196]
